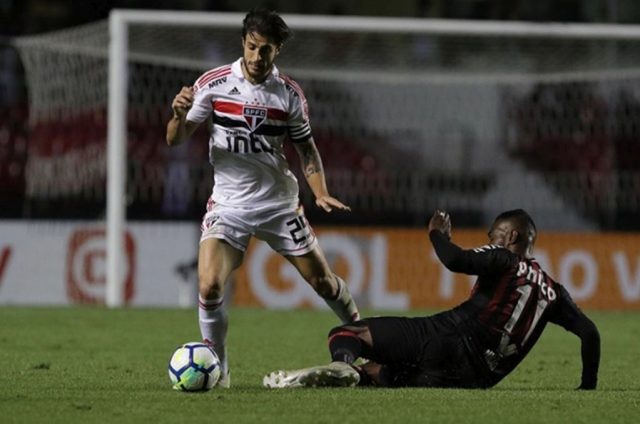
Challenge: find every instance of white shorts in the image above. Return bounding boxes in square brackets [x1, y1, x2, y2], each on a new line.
[200, 198, 318, 256]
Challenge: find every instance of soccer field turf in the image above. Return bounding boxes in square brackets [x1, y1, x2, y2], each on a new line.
[0, 307, 638, 423]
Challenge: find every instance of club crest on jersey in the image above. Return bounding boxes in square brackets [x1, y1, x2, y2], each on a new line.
[243, 106, 267, 131]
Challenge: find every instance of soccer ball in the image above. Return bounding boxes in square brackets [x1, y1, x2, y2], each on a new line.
[168, 342, 221, 391]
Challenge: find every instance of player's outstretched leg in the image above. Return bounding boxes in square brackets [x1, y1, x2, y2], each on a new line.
[263, 361, 360, 389]
[287, 250, 360, 324]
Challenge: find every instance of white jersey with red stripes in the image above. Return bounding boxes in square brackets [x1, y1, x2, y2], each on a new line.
[186, 58, 312, 209]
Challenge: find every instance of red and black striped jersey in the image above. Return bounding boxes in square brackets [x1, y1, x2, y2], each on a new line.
[186, 58, 312, 209]
[429, 230, 600, 387]
[468, 244, 558, 355]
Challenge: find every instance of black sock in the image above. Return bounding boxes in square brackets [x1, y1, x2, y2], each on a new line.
[328, 330, 362, 364]
[353, 365, 373, 386]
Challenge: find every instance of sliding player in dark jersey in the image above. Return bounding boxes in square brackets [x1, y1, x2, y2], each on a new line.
[263, 209, 600, 390]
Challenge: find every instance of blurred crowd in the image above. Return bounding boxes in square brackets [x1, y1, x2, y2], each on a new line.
[2, 0, 638, 105]
[2, 1, 640, 228]
[2, 0, 640, 37]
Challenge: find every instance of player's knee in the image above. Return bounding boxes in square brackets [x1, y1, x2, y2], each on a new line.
[328, 325, 350, 338]
[198, 273, 225, 299]
[328, 323, 368, 339]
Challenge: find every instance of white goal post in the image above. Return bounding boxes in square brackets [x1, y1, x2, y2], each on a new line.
[106, 9, 640, 307]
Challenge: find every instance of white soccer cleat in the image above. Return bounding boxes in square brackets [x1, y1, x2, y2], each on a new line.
[203, 339, 229, 388]
[263, 361, 360, 389]
[217, 370, 231, 389]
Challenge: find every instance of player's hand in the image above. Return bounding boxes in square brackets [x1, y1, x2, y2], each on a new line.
[428, 209, 451, 240]
[315, 196, 351, 213]
[172, 86, 194, 119]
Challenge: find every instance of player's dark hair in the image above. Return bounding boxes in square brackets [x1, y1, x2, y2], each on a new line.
[242, 8, 292, 47]
[495, 209, 537, 245]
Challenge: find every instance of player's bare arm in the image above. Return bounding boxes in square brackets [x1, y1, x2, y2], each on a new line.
[166, 86, 199, 146]
[293, 137, 351, 213]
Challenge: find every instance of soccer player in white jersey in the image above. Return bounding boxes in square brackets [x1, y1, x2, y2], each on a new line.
[166, 8, 360, 388]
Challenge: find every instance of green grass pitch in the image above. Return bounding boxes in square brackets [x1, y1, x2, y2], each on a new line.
[0, 307, 638, 423]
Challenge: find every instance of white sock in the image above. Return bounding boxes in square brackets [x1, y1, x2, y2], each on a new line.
[198, 295, 228, 375]
[324, 275, 360, 324]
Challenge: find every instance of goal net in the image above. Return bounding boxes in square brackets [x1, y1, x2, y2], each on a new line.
[12, 11, 640, 306]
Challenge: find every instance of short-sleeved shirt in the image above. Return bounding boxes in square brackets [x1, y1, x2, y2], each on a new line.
[186, 58, 312, 209]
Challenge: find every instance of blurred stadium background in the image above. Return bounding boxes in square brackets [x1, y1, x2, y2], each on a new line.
[1, 0, 640, 310]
